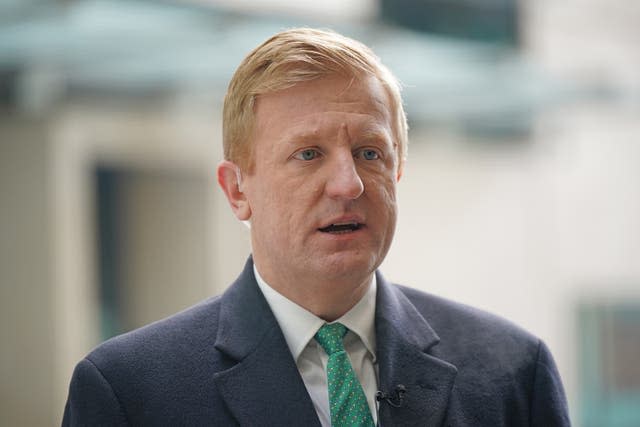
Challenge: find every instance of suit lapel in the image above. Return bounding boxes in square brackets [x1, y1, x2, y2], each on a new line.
[212, 260, 457, 426]
[213, 258, 321, 426]
[375, 272, 458, 427]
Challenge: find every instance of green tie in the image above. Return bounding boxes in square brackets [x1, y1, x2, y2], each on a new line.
[315, 323, 375, 427]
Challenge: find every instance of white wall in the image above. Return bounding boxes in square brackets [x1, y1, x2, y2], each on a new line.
[43, 102, 250, 425]
[382, 104, 640, 419]
[1, 119, 56, 426]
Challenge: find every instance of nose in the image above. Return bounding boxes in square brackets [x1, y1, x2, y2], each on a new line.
[324, 151, 364, 200]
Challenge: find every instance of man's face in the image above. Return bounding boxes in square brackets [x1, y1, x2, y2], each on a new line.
[240, 74, 400, 288]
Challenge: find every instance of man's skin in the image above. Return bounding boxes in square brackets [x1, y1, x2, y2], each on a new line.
[218, 74, 402, 321]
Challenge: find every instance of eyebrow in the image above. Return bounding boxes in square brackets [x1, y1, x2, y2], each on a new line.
[280, 125, 392, 147]
[280, 132, 319, 147]
[359, 128, 392, 143]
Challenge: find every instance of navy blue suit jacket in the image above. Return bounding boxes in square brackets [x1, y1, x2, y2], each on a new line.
[63, 257, 570, 426]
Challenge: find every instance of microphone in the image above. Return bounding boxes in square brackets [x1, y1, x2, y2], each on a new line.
[375, 384, 407, 408]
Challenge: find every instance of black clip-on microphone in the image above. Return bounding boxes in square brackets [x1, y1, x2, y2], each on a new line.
[375, 384, 407, 408]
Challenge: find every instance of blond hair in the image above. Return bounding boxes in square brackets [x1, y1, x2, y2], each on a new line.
[222, 28, 408, 173]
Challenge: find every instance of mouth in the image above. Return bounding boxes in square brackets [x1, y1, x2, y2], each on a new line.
[318, 221, 364, 234]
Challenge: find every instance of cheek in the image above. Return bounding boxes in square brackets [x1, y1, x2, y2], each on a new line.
[247, 180, 280, 227]
[365, 173, 398, 207]
[258, 181, 307, 230]
[377, 181, 398, 239]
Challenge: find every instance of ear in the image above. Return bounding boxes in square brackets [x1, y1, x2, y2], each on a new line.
[217, 160, 251, 221]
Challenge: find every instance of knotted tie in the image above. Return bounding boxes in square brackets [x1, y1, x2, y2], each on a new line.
[314, 323, 375, 427]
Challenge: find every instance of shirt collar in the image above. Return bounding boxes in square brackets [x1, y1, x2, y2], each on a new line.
[254, 264, 377, 363]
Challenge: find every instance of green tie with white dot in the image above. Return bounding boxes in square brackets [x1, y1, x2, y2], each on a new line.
[314, 323, 375, 427]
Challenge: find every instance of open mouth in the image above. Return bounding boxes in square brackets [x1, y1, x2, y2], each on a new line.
[318, 222, 363, 234]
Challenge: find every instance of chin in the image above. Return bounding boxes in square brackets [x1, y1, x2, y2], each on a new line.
[314, 253, 379, 281]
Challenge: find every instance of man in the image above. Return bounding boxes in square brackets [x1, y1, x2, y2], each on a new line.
[63, 28, 570, 426]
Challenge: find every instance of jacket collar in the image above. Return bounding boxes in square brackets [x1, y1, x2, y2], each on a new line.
[374, 270, 458, 426]
[213, 257, 457, 426]
[213, 257, 321, 426]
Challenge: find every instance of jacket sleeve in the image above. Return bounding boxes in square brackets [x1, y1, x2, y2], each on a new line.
[62, 358, 128, 427]
[530, 340, 572, 427]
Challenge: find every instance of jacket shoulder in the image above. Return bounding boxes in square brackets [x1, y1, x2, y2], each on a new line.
[395, 284, 540, 352]
[65, 295, 240, 425]
[88, 295, 224, 365]
[393, 285, 540, 393]
[393, 284, 570, 426]
[84, 295, 232, 405]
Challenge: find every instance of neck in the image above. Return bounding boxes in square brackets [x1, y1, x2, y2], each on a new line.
[303, 277, 372, 322]
[254, 260, 373, 322]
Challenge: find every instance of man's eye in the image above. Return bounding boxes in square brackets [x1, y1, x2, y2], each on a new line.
[358, 149, 380, 160]
[294, 149, 320, 161]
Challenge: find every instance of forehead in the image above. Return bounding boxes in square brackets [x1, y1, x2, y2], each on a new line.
[252, 74, 393, 139]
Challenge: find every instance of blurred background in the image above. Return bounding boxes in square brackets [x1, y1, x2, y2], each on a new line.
[1, 0, 639, 425]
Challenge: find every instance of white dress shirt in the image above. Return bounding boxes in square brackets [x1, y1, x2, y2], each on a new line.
[254, 266, 378, 427]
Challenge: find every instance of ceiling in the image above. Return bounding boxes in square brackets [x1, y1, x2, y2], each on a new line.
[0, 0, 586, 136]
